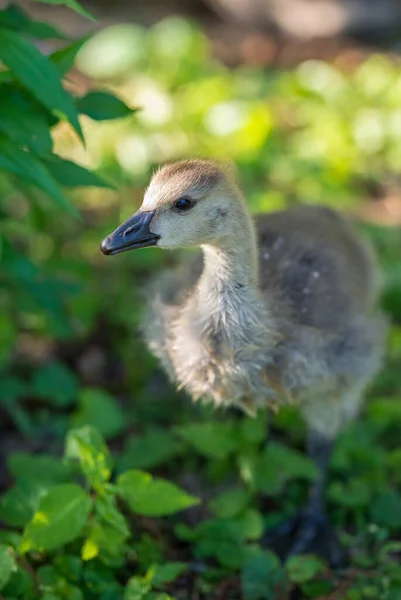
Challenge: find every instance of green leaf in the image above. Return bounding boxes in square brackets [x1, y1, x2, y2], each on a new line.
[148, 563, 187, 587]
[83, 563, 120, 595]
[37, 564, 65, 591]
[241, 548, 285, 600]
[124, 576, 151, 600]
[80, 494, 131, 561]
[371, 489, 401, 529]
[209, 487, 250, 519]
[8, 452, 72, 484]
[235, 508, 264, 540]
[328, 477, 372, 509]
[95, 494, 130, 537]
[50, 36, 90, 76]
[0, 376, 28, 403]
[21, 483, 92, 552]
[254, 442, 317, 495]
[82, 519, 127, 561]
[193, 518, 245, 569]
[286, 555, 326, 584]
[77, 91, 135, 121]
[0, 28, 82, 138]
[117, 469, 199, 517]
[240, 412, 268, 445]
[0, 139, 75, 213]
[32, 361, 78, 407]
[0, 545, 15, 591]
[1, 563, 35, 597]
[43, 155, 111, 188]
[0, 480, 51, 527]
[34, 0, 95, 21]
[65, 426, 113, 487]
[53, 555, 82, 582]
[0, 5, 68, 40]
[175, 421, 238, 459]
[71, 388, 125, 439]
[118, 429, 181, 471]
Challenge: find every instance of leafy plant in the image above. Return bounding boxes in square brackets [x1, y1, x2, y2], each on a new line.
[0, 425, 198, 597]
[0, 0, 400, 598]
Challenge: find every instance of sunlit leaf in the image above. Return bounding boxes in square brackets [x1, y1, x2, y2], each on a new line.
[21, 484, 92, 552]
[117, 469, 199, 516]
[65, 426, 112, 488]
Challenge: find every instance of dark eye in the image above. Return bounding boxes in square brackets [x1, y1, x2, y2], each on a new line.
[174, 198, 195, 212]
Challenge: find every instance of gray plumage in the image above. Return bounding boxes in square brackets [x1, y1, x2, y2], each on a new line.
[101, 158, 388, 562]
[138, 160, 386, 439]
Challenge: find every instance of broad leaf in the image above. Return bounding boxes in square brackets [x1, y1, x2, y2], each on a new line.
[209, 487, 250, 519]
[0, 28, 82, 138]
[77, 91, 135, 121]
[0, 480, 50, 527]
[371, 489, 401, 529]
[240, 412, 268, 444]
[286, 555, 326, 584]
[0, 545, 15, 590]
[195, 518, 245, 569]
[118, 429, 181, 471]
[124, 576, 151, 600]
[254, 442, 317, 495]
[43, 155, 111, 188]
[175, 421, 238, 459]
[71, 388, 125, 439]
[148, 562, 187, 587]
[0, 139, 74, 213]
[95, 494, 130, 537]
[21, 484, 92, 552]
[32, 361, 78, 407]
[8, 452, 72, 484]
[117, 469, 199, 517]
[241, 548, 285, 600]
[50, 36, 90, 76]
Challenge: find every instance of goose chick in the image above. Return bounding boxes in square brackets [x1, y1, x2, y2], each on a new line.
[101, 159, 387, 564]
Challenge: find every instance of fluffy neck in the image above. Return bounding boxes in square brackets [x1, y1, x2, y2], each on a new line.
[197, 202, 260, 310]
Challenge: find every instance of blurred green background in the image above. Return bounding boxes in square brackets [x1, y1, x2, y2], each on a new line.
[1, 1, 401, 597]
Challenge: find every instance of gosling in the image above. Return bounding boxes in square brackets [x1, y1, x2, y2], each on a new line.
[101, 159, 387, 564]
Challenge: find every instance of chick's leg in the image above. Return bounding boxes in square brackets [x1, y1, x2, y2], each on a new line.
[287, 429, 345, 564]
[263, 429, 346, 567]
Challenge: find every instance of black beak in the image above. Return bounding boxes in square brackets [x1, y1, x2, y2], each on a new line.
[101, 210, 159, 256]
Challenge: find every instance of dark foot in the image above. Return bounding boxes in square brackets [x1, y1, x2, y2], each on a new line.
[263, 510, 347, 568]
